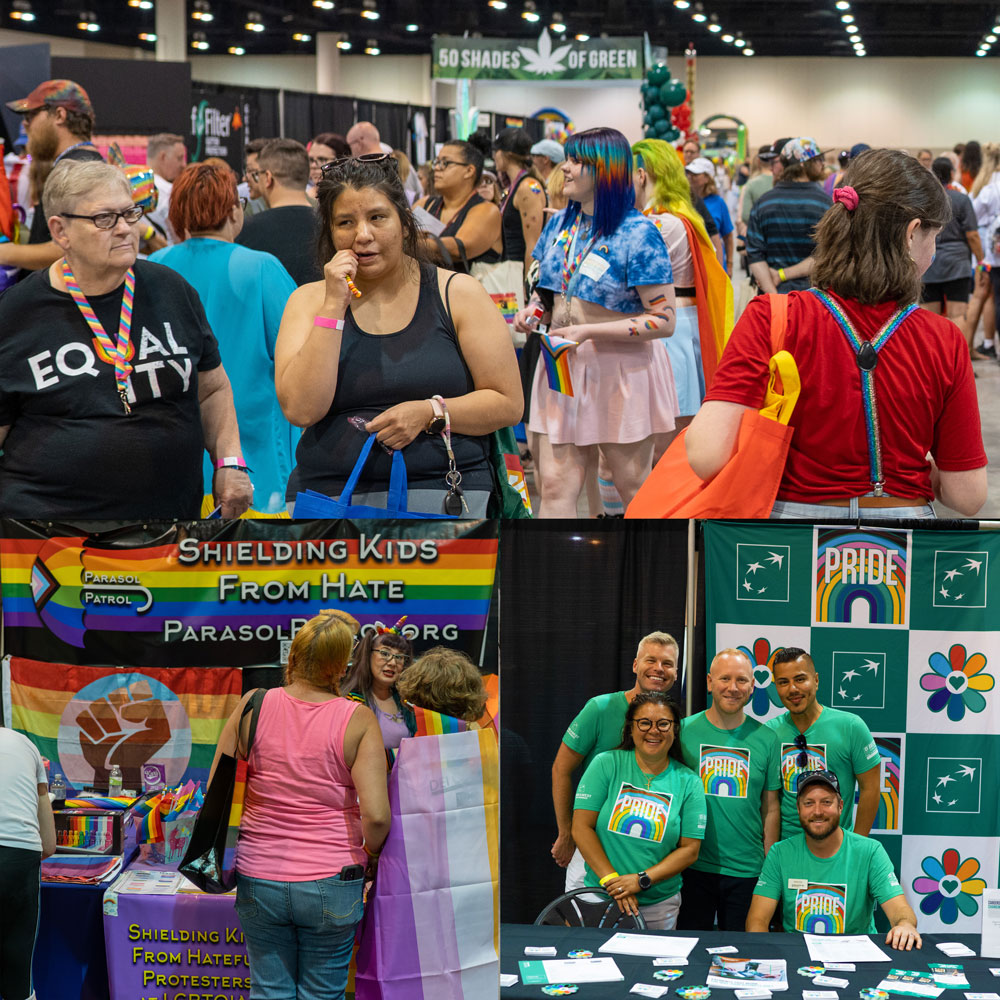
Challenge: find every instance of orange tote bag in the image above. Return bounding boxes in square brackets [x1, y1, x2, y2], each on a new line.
[626, 294, 799, 519]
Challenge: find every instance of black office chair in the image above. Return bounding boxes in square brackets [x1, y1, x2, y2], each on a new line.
[533, 886, 648, 931]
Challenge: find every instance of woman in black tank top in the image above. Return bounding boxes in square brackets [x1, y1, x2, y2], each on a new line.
[416, 140, 502, 272]
[493, 127, 547, 278]
[274, 156, 523, 517]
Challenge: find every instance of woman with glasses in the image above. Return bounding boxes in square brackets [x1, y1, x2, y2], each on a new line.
[0, 159, 252, 520]
[342, 623, 416, 753]
[415, 141, 503, 272]
[150, 161, 299, 513]
[307, 132, 350, 198]
[276, 155, 522, 517]
[572, 692, 706, 930]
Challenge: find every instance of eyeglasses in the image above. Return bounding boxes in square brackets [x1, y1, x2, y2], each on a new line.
[374, 648, 409, 666]
[432, 157, 467, 170]
[245, 169, 261, 182]
[61, 206, 145, 229]
[793, 732, 809, 769]
[633, 718, 678, 732]
[309, 156, 335, 168]
[321, 152, 399, 177]
[23, 106, 48, 126]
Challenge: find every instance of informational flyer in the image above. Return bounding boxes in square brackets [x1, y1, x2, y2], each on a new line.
[706, 957, 788, 991]
[804, 934, 891, 963]
[519, 956, 624, 985]
[599, 933, 699, 959]
[876, 970, 946, 998]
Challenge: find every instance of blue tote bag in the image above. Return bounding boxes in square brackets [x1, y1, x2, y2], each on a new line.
[294, 433, 457, 520]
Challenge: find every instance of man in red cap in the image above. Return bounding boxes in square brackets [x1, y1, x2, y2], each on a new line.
[0, 79, 103, 274]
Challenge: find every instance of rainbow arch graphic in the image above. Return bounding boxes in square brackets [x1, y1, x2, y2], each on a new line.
[795, 882, 847, 934]
[814, 530, 908, 626]
[699, 745, 750, 798]
[608, 783, 671, 843]
[874, 737, 901, 832]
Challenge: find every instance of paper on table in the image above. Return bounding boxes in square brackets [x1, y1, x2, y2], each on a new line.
[707, 957, 788, 991]
[965, 994, 1000, 999]
[411, 205, 446, 236]
[519, 957, 625, 985]
[937, 944, 977, 958]
[113, 870, 188, 895]
[631, 985, 671, 998]
[983, 889, 1000, 959]
[803, 992, 840, 999]
[500, 974, 518, 988]
[654, 958, 690, 966]
[599, 933, 699, 959]
[736, 990, 773, 1000]
[876, 969, 946, 998]
[813, 977, 849, 988]
[928, 964, 969, 989]
[804, 934, 891, 963]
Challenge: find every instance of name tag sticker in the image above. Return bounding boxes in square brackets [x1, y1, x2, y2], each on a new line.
[788, 878, 809, 890]
[579, 253, 610, 281]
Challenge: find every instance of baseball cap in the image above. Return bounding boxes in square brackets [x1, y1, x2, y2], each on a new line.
[686, 156, 715, 176]
[757, 143, 778, 162]
[849, 142, 871, 159]
[530, 138, 565, 164]
[781, 137, 827, 164]
[796, 769, 841, 798]
[6, 79, 93, 116]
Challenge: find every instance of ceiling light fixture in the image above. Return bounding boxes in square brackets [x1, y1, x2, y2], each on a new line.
[841, 13, 854, 23]
[191, 30, 209, 49]
[550, 12, 566, 32]
[721, 32, 733, 42]
[76, 11, 100, 31]
[742, 47, 754, 56]
[245, 11, 265, 31]
[192, 1, 213, 21]
[487, 0, 508, 8]
[10, 0, 35, 19]
[365, 37, 380, 53]
[361, 0, 379, 19]
[293, 32, 312, 40]
[734, 36, 746, 47]
[228, 46, 246, 54]
[835, 0, 850, 7]
[127, 0, 153, 8]
[312, 0, 335, 8]
[337, 37, 352, 49]
[987, 34, 998, 43]
[674, 0, 691, 8]
[139, 31, 156, 40]
[405, 22, 418, 31]
[521, 1, 540, 22]
[708, 22, 722, 33]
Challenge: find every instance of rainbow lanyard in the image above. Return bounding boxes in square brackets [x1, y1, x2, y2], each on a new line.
[62, 259, 135, 414]
[810, 288, 917, 496]
[559, 212, 597, 300]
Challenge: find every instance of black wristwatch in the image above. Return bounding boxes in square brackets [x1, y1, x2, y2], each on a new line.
[637, 870, 652, 891]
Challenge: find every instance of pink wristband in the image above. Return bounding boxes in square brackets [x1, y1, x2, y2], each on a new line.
[215, 456, 251, 473]
[313, 315, 345, 331]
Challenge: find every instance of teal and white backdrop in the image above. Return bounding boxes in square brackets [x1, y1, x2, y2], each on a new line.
[704, 521, 998, 934]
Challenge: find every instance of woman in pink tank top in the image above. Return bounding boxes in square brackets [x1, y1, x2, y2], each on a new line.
[212, 611, 390, 1000]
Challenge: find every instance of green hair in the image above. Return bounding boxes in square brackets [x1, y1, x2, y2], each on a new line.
[631, 138, 712, 253]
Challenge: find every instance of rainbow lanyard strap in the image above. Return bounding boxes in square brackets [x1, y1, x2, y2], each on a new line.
[810, 288, 917, 497]
[61, 259, 135, 415]
[559, 212, 597, 301]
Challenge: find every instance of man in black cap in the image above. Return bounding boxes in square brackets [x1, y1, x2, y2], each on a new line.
[738, 140, 787, 237]
[745, 770, 921, 949]
[0, 79, 103, 274]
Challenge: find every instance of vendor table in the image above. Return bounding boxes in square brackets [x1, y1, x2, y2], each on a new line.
[501, 925, 989, 1000]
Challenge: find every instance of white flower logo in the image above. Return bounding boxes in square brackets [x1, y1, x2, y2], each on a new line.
[518, 29, 573, 75]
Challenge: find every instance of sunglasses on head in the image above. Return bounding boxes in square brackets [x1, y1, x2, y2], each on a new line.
[321, 152, 399, 177]
[793, 732, 809, 769]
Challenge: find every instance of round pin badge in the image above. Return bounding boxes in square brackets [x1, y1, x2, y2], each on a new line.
[798, 966, 826, 978]
[541, 986, 579, 996]
[567, 950, 593, 959]
[676, 986, 711, 999]
[654, 969, 684, 981]
[859, 990, 889, 1000]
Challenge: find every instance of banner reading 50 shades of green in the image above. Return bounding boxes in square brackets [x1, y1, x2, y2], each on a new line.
[704, 521, 999, 934]
[432, 30, 643, 81]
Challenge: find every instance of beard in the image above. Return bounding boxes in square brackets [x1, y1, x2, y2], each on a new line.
[28, 118, 60, 162]
[802, 815, 839, 840]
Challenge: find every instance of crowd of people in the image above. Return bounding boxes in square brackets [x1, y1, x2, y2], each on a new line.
[554, 635, 922, 947]
[0, 75, 995, 521]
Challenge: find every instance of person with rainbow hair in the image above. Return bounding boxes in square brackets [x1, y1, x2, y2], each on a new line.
[514, 127, 679, 517]
[632, 137, 734, 457]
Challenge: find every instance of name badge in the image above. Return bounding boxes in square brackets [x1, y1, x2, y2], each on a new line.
[788, 878, 808, 890]
[579, 253, 610, 281]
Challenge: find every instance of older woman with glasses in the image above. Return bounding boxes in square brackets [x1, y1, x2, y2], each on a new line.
[342, 621, 416, 752]
[151, 161, 300, 513]
[572, 692, 706, 930]
[0, 159, 252, 520]
[415, 141, 503, 272]
[275, 154, 522, 516]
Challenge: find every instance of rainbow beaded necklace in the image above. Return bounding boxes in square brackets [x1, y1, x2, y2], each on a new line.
[61, 259, 135, 414]
[810, 288, 918, 496]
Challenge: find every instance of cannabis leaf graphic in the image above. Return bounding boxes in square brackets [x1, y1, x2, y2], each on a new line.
[518, 29, 573, 75]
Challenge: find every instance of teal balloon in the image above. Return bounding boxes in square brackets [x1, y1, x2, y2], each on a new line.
[653, 118, 673, 137]
[659, 79, 687, 107]
[647, 63, 671, 86]
[662, 126, 681, 142]
[640, 81, 656, 100]
[646, 104, 666, 124]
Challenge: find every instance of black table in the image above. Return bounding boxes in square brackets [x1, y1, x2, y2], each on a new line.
[501, 924, 989, 1000]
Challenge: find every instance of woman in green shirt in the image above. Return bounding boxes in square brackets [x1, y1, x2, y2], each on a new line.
[572, 692, 707, 930]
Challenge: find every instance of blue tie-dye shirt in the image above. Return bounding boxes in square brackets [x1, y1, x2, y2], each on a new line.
[533, 206, 674, 314]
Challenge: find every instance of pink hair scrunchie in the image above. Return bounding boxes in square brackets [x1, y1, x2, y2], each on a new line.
[833, 185, 859, 211]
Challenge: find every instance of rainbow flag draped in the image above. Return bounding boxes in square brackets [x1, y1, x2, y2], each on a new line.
[539, 333, 575, 396]
[1, 656, 240, 792]
[354, 727, 499, 999]
[411, 703, 469, 737]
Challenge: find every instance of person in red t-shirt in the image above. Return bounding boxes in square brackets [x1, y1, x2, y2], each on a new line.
[686, 148, 987, 519]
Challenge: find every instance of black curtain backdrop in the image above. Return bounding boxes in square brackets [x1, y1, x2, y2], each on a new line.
[499, 520, 704, 926]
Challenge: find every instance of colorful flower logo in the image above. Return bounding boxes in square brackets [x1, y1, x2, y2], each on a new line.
[920, 644, 994, 721]
[912, 848, 986, 923]
[737, 639, 785, 717]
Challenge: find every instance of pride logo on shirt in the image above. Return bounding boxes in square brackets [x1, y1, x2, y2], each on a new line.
[794, 881, 847, 934]
[607, 782, 672, 843]
[780, 743, 827, 793]
[699, 745, 750, 798]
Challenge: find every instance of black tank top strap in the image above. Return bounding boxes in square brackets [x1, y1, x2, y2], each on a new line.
[500, 172, 538, 263]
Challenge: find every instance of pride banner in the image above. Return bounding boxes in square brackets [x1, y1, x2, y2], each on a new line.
[0, 519, 499, 667]
[1, 656, 240, 792]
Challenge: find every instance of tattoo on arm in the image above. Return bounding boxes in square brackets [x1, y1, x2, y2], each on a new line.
[648, 293, 668, 307]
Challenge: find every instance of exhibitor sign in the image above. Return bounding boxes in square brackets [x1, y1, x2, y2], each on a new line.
[432, 30, 643, 81]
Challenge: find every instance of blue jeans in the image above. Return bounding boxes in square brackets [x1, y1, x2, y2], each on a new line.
[235, 872, 365, 1000]
[770, 498, 936, 519]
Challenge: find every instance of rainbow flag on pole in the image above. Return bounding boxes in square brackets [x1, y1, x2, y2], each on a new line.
[1, 656, 240, 792]
[540, 333, 575, 396]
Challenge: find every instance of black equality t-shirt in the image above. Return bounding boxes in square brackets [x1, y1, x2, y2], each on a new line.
[0, 260, 221, 519]
[235, 205, 322, 285]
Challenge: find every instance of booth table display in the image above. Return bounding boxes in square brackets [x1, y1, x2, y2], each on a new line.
[500, 925, 989, 1000]
[102, 864, 248, 1000]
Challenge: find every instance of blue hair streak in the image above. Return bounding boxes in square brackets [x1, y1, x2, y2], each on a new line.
[564, 127, 635, 238]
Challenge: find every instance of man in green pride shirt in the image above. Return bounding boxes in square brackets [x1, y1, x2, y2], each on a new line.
[552, 631, 679, 891]
[766, 647, 882, 840]
[678, 648, 781, 930]
[746, 769, 921, 949]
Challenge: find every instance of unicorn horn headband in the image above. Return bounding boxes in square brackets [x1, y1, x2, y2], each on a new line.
[374, 615, 408, 635]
